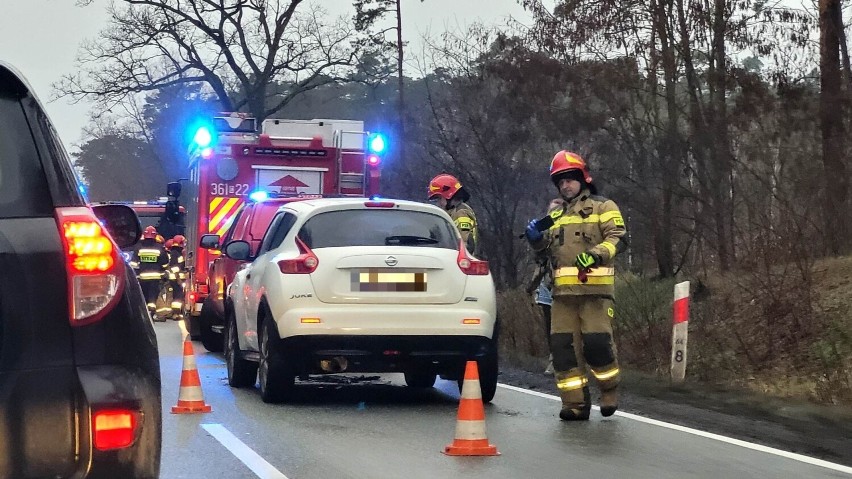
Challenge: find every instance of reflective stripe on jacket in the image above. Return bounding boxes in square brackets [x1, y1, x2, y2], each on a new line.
[531, 191, 626, 297]
[450, 201, 479, 256]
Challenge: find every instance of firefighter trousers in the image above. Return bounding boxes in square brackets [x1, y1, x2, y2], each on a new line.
[139, 278, 161, 309]
[551, 295, 620, 407]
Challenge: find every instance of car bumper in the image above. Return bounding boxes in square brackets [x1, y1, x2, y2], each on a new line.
[271, 304, 496, 339]
[277, 334, 495, 374]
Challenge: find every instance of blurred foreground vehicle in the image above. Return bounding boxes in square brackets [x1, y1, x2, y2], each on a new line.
[0, 62, 161, 479]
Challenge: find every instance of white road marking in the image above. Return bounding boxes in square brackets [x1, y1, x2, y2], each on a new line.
[202, 423, 289, 479]
[497, 383, 852, 475]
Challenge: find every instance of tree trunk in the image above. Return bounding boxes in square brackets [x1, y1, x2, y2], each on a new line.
[820, 0, 848, 254]
[710, 0, 733, 270]
[396, 0, 406, 150]
[652, 0, 677, 278]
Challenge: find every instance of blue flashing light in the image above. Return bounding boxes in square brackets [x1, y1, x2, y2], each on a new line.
[369, 194, 382, 200]
[193, 126, 213, 148]
[249, 190, 269, 202]
[368, 134, 386, 153]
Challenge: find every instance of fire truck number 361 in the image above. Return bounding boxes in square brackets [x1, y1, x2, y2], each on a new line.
[210, 183, 251, 196]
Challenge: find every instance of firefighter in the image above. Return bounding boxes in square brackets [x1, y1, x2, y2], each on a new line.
[165, 235, 187, 319]
[132, 226, 169, 319]
[427, 174, 480, 256]
[524, 150, 627, 420]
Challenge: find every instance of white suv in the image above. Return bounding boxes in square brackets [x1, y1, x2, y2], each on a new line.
[223, 198, 499, 403]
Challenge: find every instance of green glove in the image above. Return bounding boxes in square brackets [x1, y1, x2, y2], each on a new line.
[575, 251, 600, 269]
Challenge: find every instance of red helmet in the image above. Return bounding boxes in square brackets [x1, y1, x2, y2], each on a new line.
[550, 150, 593, 186]
[142, 226, 158, 240]
[155, 234, 165, 244]
[427, 174, 464, 200]
[165, 239, 174, 249]
[172, 235, 187, 248]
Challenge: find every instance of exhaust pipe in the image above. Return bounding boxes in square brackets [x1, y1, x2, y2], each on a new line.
[319, 356, 349, 373]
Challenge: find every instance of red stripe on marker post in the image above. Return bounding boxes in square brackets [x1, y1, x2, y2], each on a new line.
[673, 282, 690, 324]
[671, 281, 690, 384]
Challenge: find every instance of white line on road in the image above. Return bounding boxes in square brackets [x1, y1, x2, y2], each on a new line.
[202, 423, 289, 479]
[497, 383, 852, 475]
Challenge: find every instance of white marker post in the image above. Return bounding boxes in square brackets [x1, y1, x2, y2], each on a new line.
[670, 281, 690, 384]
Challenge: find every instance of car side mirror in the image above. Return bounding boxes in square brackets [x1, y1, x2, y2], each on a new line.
[91, 204, 141, 249]
[200, 234, 220, 249]
[223, 240, 252, 261]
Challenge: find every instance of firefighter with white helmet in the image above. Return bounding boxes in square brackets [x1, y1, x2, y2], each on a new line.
[132, 226, 169, 318]
[524, 150, 627, 420]
[428, 174, 480, 256]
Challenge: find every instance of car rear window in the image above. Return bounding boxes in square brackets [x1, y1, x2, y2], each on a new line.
[300, 209, 458, 249]
[0, 93, 54, 218]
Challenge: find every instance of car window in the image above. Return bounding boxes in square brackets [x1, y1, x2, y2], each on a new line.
[300, 209, 458, 249]
[256, 212, 297, 255]
[0, 93, 54, 218]
[222, 206, 248, 244]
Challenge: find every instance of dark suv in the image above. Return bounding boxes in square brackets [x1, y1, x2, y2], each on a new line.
[0, 63, 161, 478]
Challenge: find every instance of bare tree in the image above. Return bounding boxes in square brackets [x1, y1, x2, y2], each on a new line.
[57, 0, 386, 120]
[819, 0, 849, 254]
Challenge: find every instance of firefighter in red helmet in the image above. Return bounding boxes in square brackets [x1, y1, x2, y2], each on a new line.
[131, 226, 169, 319]
[428, 174, 480, 256]
[524, 150, 627, 421]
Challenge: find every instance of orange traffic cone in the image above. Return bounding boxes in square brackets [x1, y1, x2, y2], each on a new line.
[443, 360, 499, 456]
[171, 337, 212, 414]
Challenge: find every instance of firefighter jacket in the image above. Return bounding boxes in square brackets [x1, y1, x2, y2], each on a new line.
[166, 247, 186, 281]
[132, 240, 169, 281]
[449, 201, 479, 256]
[530, 190, 626, 297]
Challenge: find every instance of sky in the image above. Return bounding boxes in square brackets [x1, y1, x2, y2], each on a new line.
[0, 0, 533, 152]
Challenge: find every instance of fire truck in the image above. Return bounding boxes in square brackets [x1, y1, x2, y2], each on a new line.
[178, 113, 384, 338]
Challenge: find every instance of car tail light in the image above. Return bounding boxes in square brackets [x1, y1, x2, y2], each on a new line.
[364, 201, 395, 208]
[188, 292, 198, 304]
[457, 239, 489, 275]
[55, 207, 125, 326]
[278, 237, 319, 274]
[93, 409, 138, 450]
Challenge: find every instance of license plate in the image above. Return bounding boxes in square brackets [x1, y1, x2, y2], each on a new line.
[351, 268, 427, 292]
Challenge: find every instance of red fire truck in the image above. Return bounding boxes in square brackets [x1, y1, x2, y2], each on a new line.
[179, 113, 384, 338]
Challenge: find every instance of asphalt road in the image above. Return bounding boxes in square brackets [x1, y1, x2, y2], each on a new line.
[156, 321, 852, 479]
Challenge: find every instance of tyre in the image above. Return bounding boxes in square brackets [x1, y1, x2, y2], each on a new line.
[457, 343, 499, 404]
[199, 297, 224, 352]
[224, 311, 257, 388]
[258, 313, 295, 403]
[404, 370, 437, 388]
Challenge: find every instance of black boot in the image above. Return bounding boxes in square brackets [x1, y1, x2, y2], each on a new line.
[600, 388, 618, 417]
[559, 385, 591, 421]
[559, 404, 591, 421]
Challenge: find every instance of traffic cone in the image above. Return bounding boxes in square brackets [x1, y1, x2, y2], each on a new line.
[443, 360, 499, 456]
[171, 337, 212, 414]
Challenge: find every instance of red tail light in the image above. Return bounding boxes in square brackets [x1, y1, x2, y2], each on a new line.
[55, 207, 125, 326]
[93, 409, 138, 450]
[457, 240, 489, 275]
[278, 237, 319, 274]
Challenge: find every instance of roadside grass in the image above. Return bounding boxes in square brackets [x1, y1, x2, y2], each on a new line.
[499, 256, 852, 406]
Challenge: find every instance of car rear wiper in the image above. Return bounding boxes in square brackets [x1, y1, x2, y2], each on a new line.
[385, 235, 439, 245]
